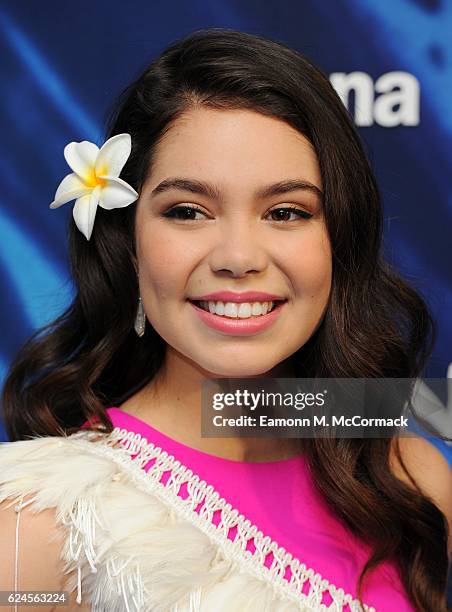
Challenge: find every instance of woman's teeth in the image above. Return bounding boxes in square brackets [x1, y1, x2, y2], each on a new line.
[198, 300, 277, 318]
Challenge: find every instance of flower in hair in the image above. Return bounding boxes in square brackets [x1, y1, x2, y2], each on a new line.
[49, 133, 139, 240]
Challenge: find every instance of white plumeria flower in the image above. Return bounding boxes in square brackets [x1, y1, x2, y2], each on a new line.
[49, 133, 139, 240]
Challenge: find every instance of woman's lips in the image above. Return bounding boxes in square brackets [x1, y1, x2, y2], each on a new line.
[188, 299, 286, 336]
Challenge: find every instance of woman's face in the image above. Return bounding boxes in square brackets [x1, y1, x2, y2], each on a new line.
[134, 107, 332, 377]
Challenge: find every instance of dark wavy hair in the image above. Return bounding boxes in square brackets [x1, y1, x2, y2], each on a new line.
[2, 28, 450, 611]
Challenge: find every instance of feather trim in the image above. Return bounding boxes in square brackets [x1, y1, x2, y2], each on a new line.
[0, 430, 376, 612]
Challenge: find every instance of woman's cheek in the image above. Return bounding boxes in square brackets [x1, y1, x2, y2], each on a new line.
[287, 238, 332, 295]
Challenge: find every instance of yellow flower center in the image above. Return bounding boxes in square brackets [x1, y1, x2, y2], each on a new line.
[84, 167, 107, 189]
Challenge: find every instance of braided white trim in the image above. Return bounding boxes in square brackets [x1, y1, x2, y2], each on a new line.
[68, 427, 376, 612]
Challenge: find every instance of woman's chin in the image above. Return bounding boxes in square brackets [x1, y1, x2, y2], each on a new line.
[197, 361, 277, 379]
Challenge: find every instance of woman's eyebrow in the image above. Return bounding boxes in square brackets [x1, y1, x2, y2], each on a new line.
[150, 177, 323, 200]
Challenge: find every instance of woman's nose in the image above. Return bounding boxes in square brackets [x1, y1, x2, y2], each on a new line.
[208, 221, 268, 277]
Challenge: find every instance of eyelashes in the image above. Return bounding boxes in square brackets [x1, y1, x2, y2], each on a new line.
[267, 207, 313, 222]
[161, 204, 313, 223]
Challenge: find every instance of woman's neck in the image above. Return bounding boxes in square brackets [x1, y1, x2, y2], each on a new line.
[119, 348, 301, 462]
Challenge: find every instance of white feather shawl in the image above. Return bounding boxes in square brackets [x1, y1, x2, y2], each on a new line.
[0, 427, 376, 612]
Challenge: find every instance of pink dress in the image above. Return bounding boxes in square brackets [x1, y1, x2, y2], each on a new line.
[98, 407, 413, 611]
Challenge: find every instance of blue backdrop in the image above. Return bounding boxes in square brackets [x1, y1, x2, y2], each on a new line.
[0, 1, 451, 459]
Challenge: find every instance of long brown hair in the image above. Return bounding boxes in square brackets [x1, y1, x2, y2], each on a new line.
[2, 28, 450, 611]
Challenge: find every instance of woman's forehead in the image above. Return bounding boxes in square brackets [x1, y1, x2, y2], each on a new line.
[146, 107, 322, 193]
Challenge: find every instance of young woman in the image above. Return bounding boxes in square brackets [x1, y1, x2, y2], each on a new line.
[0, 28, 450, 612]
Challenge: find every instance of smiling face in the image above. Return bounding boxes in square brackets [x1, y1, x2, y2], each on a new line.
[134, 107, 332, 377]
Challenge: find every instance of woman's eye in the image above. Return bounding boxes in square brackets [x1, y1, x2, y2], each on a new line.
[161, 205, 313, 222]
[161, 205, 207, 221]
[267, 207, 313, 222]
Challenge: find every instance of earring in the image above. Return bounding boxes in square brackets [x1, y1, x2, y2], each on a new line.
[134, 296, 146, 337]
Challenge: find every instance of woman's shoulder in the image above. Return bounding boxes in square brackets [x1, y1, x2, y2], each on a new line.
[0, 427, 167, 610]
[0, 431, 115, 611]
[0, 492, 91, 612]
[0, 430, 117, 502]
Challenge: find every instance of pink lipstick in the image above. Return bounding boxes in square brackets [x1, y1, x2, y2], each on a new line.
[188, 299, 287, 336]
